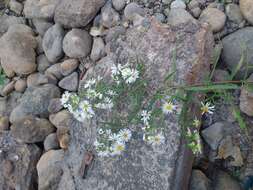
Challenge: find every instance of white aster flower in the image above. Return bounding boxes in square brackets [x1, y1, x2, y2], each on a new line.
[79, 100, 94, 118]
[98, 150, 110, 157]
[148, 133, 165, 146]
[162, 101, 177, 114]
[108, 133, 119, 141]
[107, 90, 117, 96]
[98, 128, 104, 135]
[84, 78, 96, 89]
[61, 91, 71, 106]
[105, 129, 112, 135]
[111, 64, 122, 77]
[118, 129, 132, 143]
[200, 102, 215, 115]
[111, 142, 125, 156]
[141, 110, 151, 126]
[121, 68, 139, 84]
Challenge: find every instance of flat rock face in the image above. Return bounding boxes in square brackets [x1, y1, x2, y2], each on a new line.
[59, 18, 213, 190]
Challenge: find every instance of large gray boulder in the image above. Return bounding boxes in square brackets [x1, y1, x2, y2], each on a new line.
[222, 27, 253, 79]
[54, 0, 106, 28]
[0, 24, 37, 77]
[59, 17, 214, 190]
[10, 84, 61, 123]
[0, 131, 41, 190]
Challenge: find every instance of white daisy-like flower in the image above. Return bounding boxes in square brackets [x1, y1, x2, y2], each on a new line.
[84, 78, 96, 89]
[200, 102, 215, 115]
[148, 133, 165, 146]
[162, 101, 176, 114]
[141, 110, 151, 126]
[111, 142, 125, 156]
[98, 150, 110, 157]
[79, 100, 94, 118]
[111, 64, 123, 77]
[121, 68, 139, 84]
[118, 128, 132, 143]
[105, 129, 112, 135]
[108, 133, 119, 141]
[98, 128, 104, 135]
[61, 91, 71, 106]
[107, 90, 117, 96]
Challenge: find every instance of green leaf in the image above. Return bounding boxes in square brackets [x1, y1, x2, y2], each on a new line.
[209, 44, 222, 80]
[232, 107, 247, 130]
[184, 84, 240, 92]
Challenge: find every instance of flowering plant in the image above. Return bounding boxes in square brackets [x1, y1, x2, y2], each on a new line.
[61, 63, 215, 157]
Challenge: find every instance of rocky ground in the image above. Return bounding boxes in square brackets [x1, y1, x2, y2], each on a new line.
[0, 0, 253, 190]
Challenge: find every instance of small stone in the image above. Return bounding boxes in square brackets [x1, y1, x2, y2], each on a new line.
[36, 35, 44, 54]
[14, 79, 27, 93]
[90, 37, 106, 62]
[240, 0, 253, 25]
[44, 133, 59, 151]
[199, 8, 226, 32]
[63, 29, 92, 58]
[2, 81, 15, 96]
[27, 73, 51, 87]
[45, 63, 63, 80]
[42, 23, 65, 63]
[167, 8, 196, 26]
[124, 2, 145, 21]
[191, 7, 202, 18]
[201, 122, 224, 150]
[11, 115, 55, 143]
[112, 0, 126, 11]
[32, 18, 53, 37]
[57, 127, 70, 150]
[0, 116, 9, 131]
[188, 0, 200, 9]
[58, 72, 78, 91]
[214, 171, 242, 190]
[60, 59, 79, 76]
[226, 4, 244, 24]
[101, 2, 120, 28]
[240, 74, 253, 116]
[171, 0, 186, 9]
[212, 69, 230, 82]
[9, 0, 23, 15]
[37, 150, 64, 190]
[37, 54, 51, 73]
[48, 98, 63, 114]
[189, 170, 210, 190]
[49, 110, 72, 128]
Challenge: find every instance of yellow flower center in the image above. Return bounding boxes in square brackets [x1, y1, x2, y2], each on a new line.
[165, 103, 173, 111]
[201, 106, 208, 114]
[116, 145, 124, 151]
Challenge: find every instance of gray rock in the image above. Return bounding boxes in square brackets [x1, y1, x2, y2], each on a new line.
[45, 63, 63, 80]
[191, 7, 202, 18]
[0, 132, 41, 190]
[0, 92, 22, 117]
[37, 54, 51, 73]
[42, 23, 64, 62]
[221, 27, 253, 79]
[24, 0, 60, 20]
[214, 171, 242, 190]
[33, 18, 53, 36]
[10, 84, 61, 123]
[154, 13, 166, 23]
[2, 81, 15, 96]
[0, 24, 37, 77]
[199, 8, 226, 32]
[239, 74, 253, 116]
[240, 0, 253, 25]
[14, 79, 27, 93]
[225, 4, 244, 24]
[171, 0, 186, 9]
[44, 133, 59, 151]
[105, 25, 126, 43]
[36, 35, 44, 54]
[0, 15, 26, 36]
[189, 170, 210, 190]
[27, 73, 52, 87]
[60, 59, 79, 76]
[0, 116, 9, 131]
[167, 8, 197, 26]
[63, 29, 92, 58]
[58, 72, 78, 91]
[212, 69, 230, 82]
[49, 110, 72, 128]
[11, 115, 55, 143]
[101, 1, 120, 28]
[59, 17, 214, 190]
[37, 150, 64, 190]
[201, 122, 224, 150]
[54, 0, 106, 28]
[48, 98, 63, 113]
[112, 0, 126, 11]
[124, 2, 145, 21]
[9, 0, 23, 15]
[90, 37, 106, 62]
